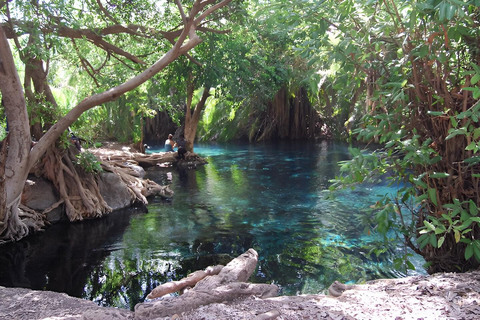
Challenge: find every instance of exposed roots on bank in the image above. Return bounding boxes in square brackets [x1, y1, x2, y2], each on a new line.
[0, 144, 179, 244]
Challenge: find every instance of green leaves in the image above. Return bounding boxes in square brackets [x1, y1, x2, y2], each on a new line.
[429, 172, 449, 178]
[428, 188, 438, 206]
[416, 198, 480, 262]
[445, 127, 468, 140]
[75, 151, 103, 173]
[471, 73, 480, 85]
[293, 0, 480, 272]
[417, 233, 438, 249]
[463, 240, 480, 261]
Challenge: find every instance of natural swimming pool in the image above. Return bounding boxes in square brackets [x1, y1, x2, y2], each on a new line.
[0, 140, 426, 310]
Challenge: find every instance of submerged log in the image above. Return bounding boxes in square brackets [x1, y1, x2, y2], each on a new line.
[135, 249, 279, 319]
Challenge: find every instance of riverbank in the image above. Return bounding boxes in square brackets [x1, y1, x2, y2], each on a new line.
[4, 143, 478, 319]
[1, 269, 479, 319]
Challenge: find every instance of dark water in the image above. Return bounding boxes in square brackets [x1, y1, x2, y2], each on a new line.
[0, 140, 426, 310]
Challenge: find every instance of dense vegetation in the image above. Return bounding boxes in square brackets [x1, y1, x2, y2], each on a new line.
[321, 1, 480, 273]
[1, 0, 480, 274]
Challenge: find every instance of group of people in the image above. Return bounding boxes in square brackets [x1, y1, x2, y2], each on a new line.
[165, 134, 187, 159]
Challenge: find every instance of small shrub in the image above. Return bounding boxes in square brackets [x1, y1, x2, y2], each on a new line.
[75, 151, 103, 173]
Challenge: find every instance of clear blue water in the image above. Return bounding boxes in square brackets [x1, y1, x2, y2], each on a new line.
[0, 140, 426, 310]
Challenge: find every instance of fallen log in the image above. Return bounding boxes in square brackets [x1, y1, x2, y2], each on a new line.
[147, 265, 224, 299]
[135, 249, 279, 319]
[90, 146, 207, 168]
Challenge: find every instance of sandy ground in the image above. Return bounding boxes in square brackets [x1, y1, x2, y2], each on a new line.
[1, 270, 480, 320]
[168, 270, 480, 320]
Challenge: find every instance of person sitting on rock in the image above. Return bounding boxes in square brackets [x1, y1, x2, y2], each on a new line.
[165, 134, 175, 152]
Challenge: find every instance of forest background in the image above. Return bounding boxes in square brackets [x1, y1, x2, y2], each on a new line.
[1, 0, 480, 275]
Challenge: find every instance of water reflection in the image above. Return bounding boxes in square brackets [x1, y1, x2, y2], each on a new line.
[0, 141, 426, 310]
[0, 208, 137, 297]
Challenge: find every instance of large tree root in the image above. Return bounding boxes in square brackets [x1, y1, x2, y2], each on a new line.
[34, 145, 174, 223]
[101, 162, 173, 204]
[135, 249, 279, 319]
[37, 146, 112, 221]
[34, 145, 173, 222]
[0, 198, 46, 244]
[2, 144, 175, 243]
[1, 137, 45, 243]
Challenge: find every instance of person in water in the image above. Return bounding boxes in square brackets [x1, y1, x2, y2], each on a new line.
[165, 134, 175, 152]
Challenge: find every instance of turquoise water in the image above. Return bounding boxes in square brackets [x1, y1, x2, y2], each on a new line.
[0, 140, 426, 310]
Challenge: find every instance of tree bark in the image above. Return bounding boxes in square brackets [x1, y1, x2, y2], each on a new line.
[0, 26, 32, 240]
[23, 34, 59, 140]
[136, 249, 278, 319]
[0, 137, 7, 233]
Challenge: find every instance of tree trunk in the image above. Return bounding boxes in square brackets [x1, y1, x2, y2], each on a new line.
[0, 26, 35, 241]
[143, 109, 178, 143]
[406, 53, 479, 272]
[0, 137, 8, 236]
[184, 86, 210, 152]
[90, 145, 207, 167]
[256, 86, 320, 141]
[23, 34, 59, 140]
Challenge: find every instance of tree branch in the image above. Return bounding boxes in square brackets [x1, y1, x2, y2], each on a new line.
[5, 3, 25, 60]
[164, 37, 203, 66]
[71, 38, 101, 87]
[28, 1, 210, 166]
[3, 20, 147, 64]
[110, 51, 138, 71]
[95, 0, 120, 25]
[195, 0, 232, 26]
[82, 33, 147, 65]
[175, 0, 188, 26]
[197, 25, 231, 34]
